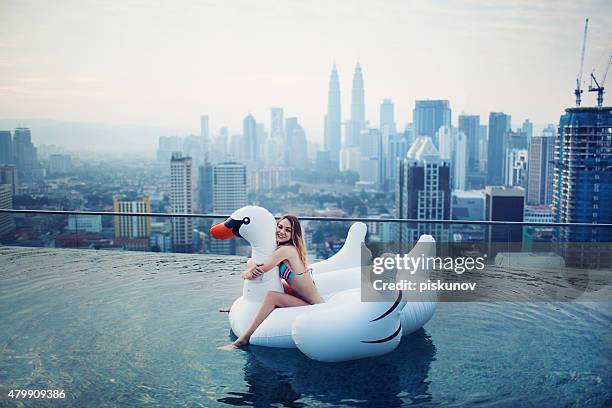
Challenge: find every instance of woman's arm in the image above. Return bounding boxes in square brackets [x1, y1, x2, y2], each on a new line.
[251, 247, 290, 276]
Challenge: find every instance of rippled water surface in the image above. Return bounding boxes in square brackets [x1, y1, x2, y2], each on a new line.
[1, 246, 611, 407]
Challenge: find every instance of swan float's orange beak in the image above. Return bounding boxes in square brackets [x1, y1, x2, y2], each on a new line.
[210, 222, 238, 240]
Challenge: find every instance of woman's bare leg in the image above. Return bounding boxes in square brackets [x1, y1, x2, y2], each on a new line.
[220, 291, 308, 349]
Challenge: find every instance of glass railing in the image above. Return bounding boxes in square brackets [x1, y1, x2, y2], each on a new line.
[1, 208, 611, 266]
[0, 209, 612, 260]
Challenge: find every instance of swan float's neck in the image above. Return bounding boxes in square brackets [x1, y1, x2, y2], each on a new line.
[243, 237, 283, 301]
[250, 239, 277, 263]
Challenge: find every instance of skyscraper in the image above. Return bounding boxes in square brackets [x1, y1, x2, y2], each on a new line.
[170, 153, 194, 253]
[201, 115, 210, 156]
[454, 132, 468, 191]
[487, 112, 511, 185]
[324, 66, 341, 163]
[271, 108, 284, 140]
[396, 137, 451, 241]
[289, 124, 309, 170]
[553, 106, 612, 253]
[242, 114, 257, 162]
[212, 127, 229, 162]
[283, 116, 299, 167]
[413, 100, 451, 139]
[458, 115, 480, 174]
[13, 127, 37, 181]
[522, 119, 533, 139]
[198, 160, 214, 213]
[212, 162, 247, 255]
[347, 62, 366, 147]
[0, 131, 11, 164]
[380, 99, 396, 134]
[527, 134, 555, 205]
[504, 149, 528, 187]
[385, 133, 409, 188]
[359, 129, 382, 186]
[437, 126, 452, 161]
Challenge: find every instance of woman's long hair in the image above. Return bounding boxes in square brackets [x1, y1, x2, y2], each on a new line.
[277, 214, 308, 267]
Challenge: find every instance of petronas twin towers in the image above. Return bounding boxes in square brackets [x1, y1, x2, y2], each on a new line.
[324, 63, 366, 164]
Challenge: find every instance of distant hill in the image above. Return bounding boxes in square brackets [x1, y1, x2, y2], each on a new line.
[0, 118, 191, 154]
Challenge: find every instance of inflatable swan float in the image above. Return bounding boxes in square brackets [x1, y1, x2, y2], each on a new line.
[210, 206, 437, 362]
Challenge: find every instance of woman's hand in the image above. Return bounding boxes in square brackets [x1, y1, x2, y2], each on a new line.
[251, 264, 265, 278]
[242, 268, 255, 280]
[246, 258, 255, 268]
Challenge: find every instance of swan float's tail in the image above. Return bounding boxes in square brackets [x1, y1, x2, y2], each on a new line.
[292, 235, 437, 362]
[308, 222, 369, 276]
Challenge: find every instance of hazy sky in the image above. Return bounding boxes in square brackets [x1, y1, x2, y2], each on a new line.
[1, 0, 611, 145]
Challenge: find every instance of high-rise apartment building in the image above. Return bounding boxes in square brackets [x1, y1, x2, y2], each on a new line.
[527, 135, 555, 205]
[113, 196, 152, 250]
[0, 131, 12, 164]
[170, 154, 193, 253]
[347, 63, 366, 148]
[487, 112, 511, 185]
[413, 100, 451, 139]
[213, 163, 247, 211]
[324, 66, 341, 163]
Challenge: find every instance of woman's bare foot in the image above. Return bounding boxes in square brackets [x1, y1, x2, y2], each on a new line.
[233, 337, 249, 347]
[218, 337, 249, 351]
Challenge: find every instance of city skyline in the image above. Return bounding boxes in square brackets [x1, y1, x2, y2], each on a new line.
[1, 1, 611, 153]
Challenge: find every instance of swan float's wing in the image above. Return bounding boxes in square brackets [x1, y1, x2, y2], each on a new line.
[292, 288, 404, 362]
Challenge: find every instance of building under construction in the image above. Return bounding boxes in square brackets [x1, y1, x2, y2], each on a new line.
[552, 106, 612, 267]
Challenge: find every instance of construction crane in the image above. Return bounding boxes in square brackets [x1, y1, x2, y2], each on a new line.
[575, 18, 589, 107]
[588, 50, 612, 108]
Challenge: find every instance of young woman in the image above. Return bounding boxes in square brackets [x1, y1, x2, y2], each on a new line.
[228, 214, 324, 348]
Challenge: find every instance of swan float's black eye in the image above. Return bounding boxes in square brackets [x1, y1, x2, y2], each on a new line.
[243, 217, 250, 225]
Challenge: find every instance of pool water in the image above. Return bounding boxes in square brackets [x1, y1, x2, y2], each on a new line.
[0, 246, 610, 407]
